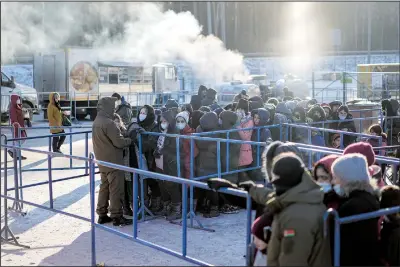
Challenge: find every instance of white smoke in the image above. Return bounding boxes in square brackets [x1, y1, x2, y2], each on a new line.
[1, 2, 248, 84]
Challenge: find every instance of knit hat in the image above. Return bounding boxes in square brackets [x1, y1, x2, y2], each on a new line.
[343, 142, 375, 166]
[165, 99, 179, 109]
[249, 100, 263, 111]
[176, 111, 190, 124]
[237, 98, 249, 113]
[331, 153, 371, 183]
[271, 152, 305, 196]
[313, 155, 339, 180]
[190, 95, 202, 111]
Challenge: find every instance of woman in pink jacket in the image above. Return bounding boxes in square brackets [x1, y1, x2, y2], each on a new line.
[235, 99, 254, 182]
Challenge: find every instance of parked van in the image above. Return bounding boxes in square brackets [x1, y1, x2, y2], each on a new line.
[1, 71, 39, 122]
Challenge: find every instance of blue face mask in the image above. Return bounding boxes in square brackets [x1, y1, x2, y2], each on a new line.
[333, 184, 344, 196]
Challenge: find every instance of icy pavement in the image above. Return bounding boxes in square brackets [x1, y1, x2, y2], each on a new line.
[1, 121, 249, 266]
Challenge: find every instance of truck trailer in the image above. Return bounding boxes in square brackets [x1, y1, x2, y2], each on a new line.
[34, 47, 180, 120]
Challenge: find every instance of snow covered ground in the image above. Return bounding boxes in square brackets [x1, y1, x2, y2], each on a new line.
[1, 119, 250, 266]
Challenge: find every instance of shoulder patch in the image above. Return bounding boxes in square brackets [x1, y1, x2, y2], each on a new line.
[283, 229, 295, 237]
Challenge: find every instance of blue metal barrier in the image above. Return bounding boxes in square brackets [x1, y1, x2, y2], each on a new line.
[0, 142, 253, 266]
[324, 206, 400, 266]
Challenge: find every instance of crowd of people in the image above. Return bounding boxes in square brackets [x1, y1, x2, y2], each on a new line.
[86, 86, 400, 265]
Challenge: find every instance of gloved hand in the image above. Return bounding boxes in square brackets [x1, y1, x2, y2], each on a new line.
[239, 180, 256, 192]
[137, 127, 145, 134]
[207, 178, 238, 191]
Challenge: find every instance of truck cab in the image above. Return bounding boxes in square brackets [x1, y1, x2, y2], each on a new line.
[1, 71, 39, 122]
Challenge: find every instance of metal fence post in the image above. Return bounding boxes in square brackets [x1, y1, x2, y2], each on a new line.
[17, 127, 24, 208]
[342, 72, 346, 104]
[89, 152, 97, 266]
[245, 194, 252, 266]
[69, 128, 73, 168]
[48, 137, 54, 209]
[85, 132, 89, 175]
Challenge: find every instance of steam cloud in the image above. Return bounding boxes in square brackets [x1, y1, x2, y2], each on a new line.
[1, 2, 248, 84]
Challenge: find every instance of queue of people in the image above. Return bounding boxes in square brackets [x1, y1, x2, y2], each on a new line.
[87, 85, 400, 265]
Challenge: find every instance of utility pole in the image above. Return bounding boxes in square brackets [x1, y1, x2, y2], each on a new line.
[221, 2, 226, 44]
[367, 2, 372, 64]
[207, 2, 212, 35]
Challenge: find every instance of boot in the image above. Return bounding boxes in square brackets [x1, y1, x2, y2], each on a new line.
[166, 202, 182, 221]
[203, 205, 220, 218]
[113, 216, 133, 226]
[150, 197, 164, 215]
[98, 215, 113, 224]
[123, 205, 133, 217]
[161, 201, 171, 217]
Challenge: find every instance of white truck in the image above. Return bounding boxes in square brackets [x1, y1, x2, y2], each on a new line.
[1, 71, 39, 123]
[33, 47, 180, 120]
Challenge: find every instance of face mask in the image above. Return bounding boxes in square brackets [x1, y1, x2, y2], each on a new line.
[176, 122, 186, 130]
[333, 184, 344, 196]
[161, 122, 168, 130]
[318, 182, 332, 193]
[339, 114, 347, 120]
[139, 114, 147, 121]
[16, 99, 21, 105]
[116, 100, 121, 106]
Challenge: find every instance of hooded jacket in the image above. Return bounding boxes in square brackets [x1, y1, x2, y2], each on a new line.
[219, 111, 241, 184]
[161, 110, 185, 177]
[276, 102, 293, 120]
[47, 92, 64, 134]
[92, 97, 132, 172]
[291, 106, 308, 142]
[267, 172, 331, 266]
[195, 112, 219, 178]
[10, 95, 26, 138]
[131, 105, 158, 170]
[201, 88, 218, 107]
[189, 110, 204, 130]
[337, 113, 357, 147]
[115, 100, 133, 126]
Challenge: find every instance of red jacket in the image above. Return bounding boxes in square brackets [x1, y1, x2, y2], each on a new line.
[9, 95, 26, 138]
[182, 125, 199, 179]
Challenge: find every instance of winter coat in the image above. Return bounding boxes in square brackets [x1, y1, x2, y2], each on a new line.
[237, 116, 254, 166]
[267, 172, 332, 266]
[219, 111, 241, 184]
[181, 125, 199, 179]
[271, 113, 288, 141]
[380, 218, 400, 266]
[337, 114, 357, 147]
[116, 101, 133, 126]
[9, 95, 26, 138]
[92, 97, 132, 172]
[250, 109, 271, 182]
[382, 99, 400, 144]
[195, 112, 219, 178]
[337, 188, 381, 266]
[201, 88, 217, 107]
[189, 110, 204, 130]
[127, 105, 159, 171]
[161, 110, 185, 177]
[367, 135, 388, 156]
[311, 131, 326, 147]
[292, 106, 307, 143]
[47, 92, 63, 134]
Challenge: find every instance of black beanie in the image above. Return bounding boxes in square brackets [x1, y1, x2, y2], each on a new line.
[236, 98, 249, 113]
[249, 100, 263, 111]
[271, 152, 304, 196]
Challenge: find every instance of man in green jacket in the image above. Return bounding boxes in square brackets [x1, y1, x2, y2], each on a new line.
[266, 152, 331, 266]
[92, 97, 134, 226]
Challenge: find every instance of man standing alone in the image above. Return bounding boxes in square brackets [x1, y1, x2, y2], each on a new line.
[92, 96, 133, 226]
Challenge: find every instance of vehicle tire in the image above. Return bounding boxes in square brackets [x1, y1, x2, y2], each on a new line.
[22, 102, 33, 121]
[89, 110, 97, 121]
